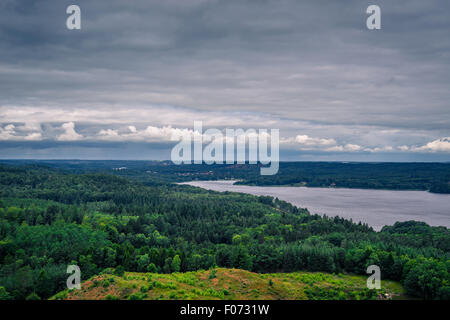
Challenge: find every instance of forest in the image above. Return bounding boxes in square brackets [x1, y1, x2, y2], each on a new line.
[2, 160, 448, 193]
[0, 162, 449, 300]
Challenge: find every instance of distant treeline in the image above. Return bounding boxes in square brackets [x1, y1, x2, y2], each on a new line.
[234, 162, 450, 194]
[2, 160, 448, 193]
[0, 163, 449, 300]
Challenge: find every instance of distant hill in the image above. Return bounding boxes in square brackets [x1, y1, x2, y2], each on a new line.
[52, 268, 406, 300]
[2, 160, 448, 193]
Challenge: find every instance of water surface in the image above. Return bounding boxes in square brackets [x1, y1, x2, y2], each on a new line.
[181, 180, 450, 231]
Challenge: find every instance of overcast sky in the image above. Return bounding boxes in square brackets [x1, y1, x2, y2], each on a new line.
[0, 0, 449, 161]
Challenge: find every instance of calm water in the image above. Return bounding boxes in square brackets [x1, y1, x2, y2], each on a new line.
[181, 180, 450, 231]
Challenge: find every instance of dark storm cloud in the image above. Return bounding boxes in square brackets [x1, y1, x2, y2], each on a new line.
[0, 0, 449, 159]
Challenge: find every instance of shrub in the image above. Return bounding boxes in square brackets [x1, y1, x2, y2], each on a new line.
[128, 294, 142, 300]
[113, 266, 125, 277]
[101, 279, 111, 287]
[0, 286, 12, 300]
[52, 291, 68, 300]
[208, 269, 217, 279]
[26, 292, 41, 300]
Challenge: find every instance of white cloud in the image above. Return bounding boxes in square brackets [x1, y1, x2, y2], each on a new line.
[2, 118, 448, 158]
[325, 144, 362, 152]
[23, 132, 42, 141]
[364, 146, 394, 152]
[343, 144, 362, 151]
[293, 135, 336, 146]
[281, 134, 366, 153]
[280, 132, 379, 153]
[413, 137, 450, 152]
[0, 124, 16, 140]
[1, 105, 448, 158]
[94, 125, 278, 146]
[57, 122, 83, 141]
[0, 123, 43, 141]
[15, 122, 41, 132]
[98, 129, 119, 138]
[96, 125, 194, 142]
[281, 134, 336, 149]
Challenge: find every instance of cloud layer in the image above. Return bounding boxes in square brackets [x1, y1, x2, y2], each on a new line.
[0, 0, 449, 160]
[1, 121, 447, 158]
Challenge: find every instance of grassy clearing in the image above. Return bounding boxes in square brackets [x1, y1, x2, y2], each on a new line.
[51, 268, 406, 300]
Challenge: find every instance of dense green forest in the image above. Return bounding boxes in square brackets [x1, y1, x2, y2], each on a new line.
[2, 160, 449, 193]
[0, 163, 449, 300]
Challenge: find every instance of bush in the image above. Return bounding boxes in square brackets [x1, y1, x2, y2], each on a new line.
[208, 269, 217, 279]
[114, 266, 125, 277]
[101, 279, 111, 287]
[0, 286, 12, 300]
[52, 291, 68, 300]
[147, 263, 158, 273]
[26, 292, 41, 300]
[128, 294, 142, 300]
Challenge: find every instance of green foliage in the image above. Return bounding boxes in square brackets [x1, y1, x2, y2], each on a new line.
[140, 285, 148, 293]
[25, 292, 41, 300]
[128, 293, 143, 300]
[171, 255, 181, 273]
[0, 286, 12, 300]
[68, 268, 404, 300]
[0, 163, 448, 300]
[208, 269, 217, 280]
[403, 257, 449, 299]
[147, 263, 158, 273]
[114, 266, 125, 277]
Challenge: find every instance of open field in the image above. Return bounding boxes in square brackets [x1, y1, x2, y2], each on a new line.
[52, 268, 406, 300]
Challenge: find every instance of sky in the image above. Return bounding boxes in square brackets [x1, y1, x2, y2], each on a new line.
[0, 0, 449, 161]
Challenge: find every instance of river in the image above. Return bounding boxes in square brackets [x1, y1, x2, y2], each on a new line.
[181, 180, 450, 231]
